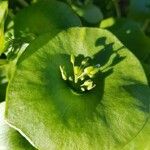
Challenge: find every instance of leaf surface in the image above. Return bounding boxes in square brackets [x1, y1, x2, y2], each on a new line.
[6, 27, 150, 150]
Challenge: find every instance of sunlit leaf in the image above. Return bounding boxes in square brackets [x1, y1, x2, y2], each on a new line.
[6, 27, 150, 149]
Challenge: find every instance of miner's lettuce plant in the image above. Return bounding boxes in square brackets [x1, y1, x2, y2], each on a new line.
[0, 0, 150, 150]
[4, 27, 150, 149]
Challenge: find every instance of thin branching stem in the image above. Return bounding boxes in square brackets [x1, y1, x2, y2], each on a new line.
[142, 19, 150, 32]
[17, 0, 29, 7]
[112, 0, 121, 18]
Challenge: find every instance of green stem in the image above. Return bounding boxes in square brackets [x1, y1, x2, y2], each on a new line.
[112, 0, 121, 18]
[17, 0, 29, 7]
[142, 19, 150, 32]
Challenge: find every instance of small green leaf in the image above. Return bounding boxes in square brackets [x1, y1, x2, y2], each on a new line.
[72, 3, 103, 24]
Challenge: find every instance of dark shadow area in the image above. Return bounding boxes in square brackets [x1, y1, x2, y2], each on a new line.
[122, 79, 150, 113]
[94, 37, 125, 68]
[16, 32, 53, 66]
[0, 64, 8, 102]
[0, 54, 7, 59]
[0, 83, 7, 102]
[60, 37, 125, 97]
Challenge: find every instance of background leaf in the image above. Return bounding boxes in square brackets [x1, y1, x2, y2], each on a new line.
[72, 3, 103, 24]
[14, 0, 81, 39]
[128, 0, 150, 22]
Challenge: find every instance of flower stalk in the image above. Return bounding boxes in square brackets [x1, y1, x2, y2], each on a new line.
[60, 54, 101, 93]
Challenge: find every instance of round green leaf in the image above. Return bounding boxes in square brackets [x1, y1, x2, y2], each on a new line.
[0, 102, 36, 150]
[14, 0, 81, 38]
[6, 27, 150, 149]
